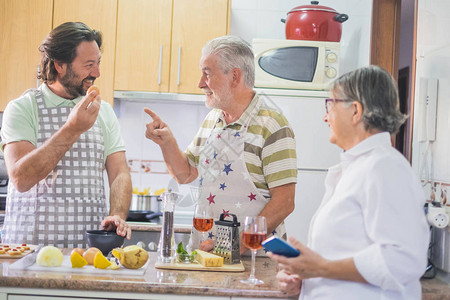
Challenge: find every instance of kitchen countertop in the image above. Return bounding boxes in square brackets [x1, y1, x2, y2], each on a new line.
[1, 221, 449, 298]
[129, 221, 192, 233]
[0, 251, 296, 299]
[0, 251, 449, 299]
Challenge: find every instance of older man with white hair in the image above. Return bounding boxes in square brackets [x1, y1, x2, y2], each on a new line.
[144, 35, 298, 254]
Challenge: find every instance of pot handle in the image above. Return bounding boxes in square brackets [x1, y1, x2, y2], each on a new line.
[335, 13, 349, 23]
[281, 18, 286, 23]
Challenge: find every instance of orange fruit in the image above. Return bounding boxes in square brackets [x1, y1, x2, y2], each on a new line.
[93, 251, 111, 269]
[71, 248, 85, 256]
[70, 251, 88, 268]
[82, 247, 100, 265]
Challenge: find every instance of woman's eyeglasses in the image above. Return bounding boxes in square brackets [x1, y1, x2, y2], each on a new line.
[325, 98, 353, 113]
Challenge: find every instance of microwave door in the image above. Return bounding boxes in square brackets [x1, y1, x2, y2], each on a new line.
[258, 46, 318, 82]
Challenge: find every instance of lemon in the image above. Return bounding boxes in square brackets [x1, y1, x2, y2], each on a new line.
[93, 251, 111, 269]
[36, 246, 63, 267]
[109, 260, 120, 270]
[70, 251, 88, 268]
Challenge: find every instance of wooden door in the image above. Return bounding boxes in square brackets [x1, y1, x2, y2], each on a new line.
[0, 0, 53, 111]
[370, 0, 402, 80]
[114, 0, 172, 93]
[53, 0, 118, 106]
[169, 0, 229, 94]
[371, 0, 416, 161]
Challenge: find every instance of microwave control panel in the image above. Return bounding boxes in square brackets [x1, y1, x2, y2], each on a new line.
[324, 48, 340, 80]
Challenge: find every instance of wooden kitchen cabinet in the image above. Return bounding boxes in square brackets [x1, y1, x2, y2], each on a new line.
[0, 0, 53, 111]
[114, 0, 230, 94]
[53, 0, 118, 106]
[114, 0, 173, 93]
[169, 0, 229, 94]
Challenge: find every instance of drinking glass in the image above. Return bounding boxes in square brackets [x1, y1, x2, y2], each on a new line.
[241, 216, 267, 285]
[193, 202, 214, 243]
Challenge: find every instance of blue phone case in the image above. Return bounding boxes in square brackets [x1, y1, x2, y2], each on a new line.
[261, 236, 300, 257]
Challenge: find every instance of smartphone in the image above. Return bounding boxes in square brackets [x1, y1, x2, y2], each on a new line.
[261, 236, 300, 257]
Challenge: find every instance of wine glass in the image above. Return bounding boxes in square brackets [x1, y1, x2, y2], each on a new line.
[193, 202, 214, 244]
[241, 216, 267, 285]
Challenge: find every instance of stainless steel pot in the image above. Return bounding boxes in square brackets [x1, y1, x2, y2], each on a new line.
[130, 195, 162, 213]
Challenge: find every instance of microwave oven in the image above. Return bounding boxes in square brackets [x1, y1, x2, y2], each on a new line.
[252, 39, 340, 91]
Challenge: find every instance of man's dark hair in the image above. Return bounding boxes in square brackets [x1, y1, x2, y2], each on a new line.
[38, 22, 102, 84]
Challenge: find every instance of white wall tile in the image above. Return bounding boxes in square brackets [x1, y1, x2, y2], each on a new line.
[423, 0, 450, 15]
[255, 10, 286, 40]
[333, 0, 371, 16]
[116, 100, 209, 194]
[231, 0, 258, 10]
[257, 0, 294, 12]
[230, 9, 259, 42]
[339, 14, 372, 74]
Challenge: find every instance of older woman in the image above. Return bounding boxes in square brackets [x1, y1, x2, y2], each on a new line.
[269, 65, 429, 300]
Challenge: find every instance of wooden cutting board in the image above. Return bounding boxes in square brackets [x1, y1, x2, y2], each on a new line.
[0, 244, 38, 258]
[12, 255, 149, 275]
[155, 260, 245, 272]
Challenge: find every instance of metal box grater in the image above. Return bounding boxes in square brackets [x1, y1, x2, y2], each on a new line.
[213, 213, 241, 264]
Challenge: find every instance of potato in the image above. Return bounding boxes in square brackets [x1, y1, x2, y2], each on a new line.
[112, 245, 148, 269]
[36, 246, 63, 267]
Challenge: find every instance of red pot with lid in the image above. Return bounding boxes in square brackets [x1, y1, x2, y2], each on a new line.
[281, 1, 348, 42]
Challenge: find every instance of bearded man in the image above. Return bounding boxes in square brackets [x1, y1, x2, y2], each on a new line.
[1, 22, 132, 248]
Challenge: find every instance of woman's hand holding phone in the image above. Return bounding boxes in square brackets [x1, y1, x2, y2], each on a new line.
[261, 236, 300, 257]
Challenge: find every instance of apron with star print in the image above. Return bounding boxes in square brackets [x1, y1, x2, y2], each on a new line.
[188, 115, 286, 254]
[2, 89, 107, 248]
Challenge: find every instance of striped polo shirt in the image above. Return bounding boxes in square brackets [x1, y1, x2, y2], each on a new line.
[185, 93, 297, 198]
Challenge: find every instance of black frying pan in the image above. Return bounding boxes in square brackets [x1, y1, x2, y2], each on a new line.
[126, 210, 162, 222]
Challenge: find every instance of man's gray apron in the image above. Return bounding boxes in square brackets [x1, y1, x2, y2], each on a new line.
[2, 89, 107, 248]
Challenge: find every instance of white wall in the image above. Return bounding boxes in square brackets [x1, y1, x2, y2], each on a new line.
[412, 0, 450, 184]
[412, 0, 450, 273]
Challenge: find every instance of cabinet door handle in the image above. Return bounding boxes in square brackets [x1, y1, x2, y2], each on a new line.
[158, 45, 162, 85]
[177, 46, 181, 86]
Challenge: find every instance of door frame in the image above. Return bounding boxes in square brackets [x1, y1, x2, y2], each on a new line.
[370, 0, 417, 162]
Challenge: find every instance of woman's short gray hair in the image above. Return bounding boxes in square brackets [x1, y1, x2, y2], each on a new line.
[332, 65, 407, 134]
[202, 35, 255, 88]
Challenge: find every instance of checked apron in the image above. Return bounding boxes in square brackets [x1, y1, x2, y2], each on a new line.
[188, 115, 286, 253]
[2, 89, 107, 248]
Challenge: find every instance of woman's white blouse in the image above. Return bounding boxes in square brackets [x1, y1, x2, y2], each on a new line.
[301, 132, 430, 300]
